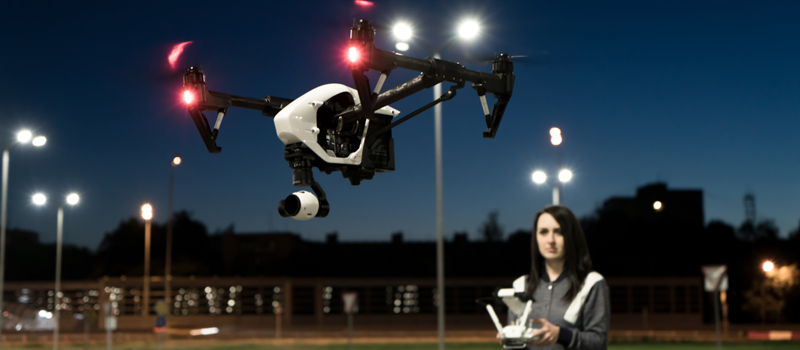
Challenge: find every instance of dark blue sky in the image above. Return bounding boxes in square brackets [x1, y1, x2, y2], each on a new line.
[2, 0, 799, 249]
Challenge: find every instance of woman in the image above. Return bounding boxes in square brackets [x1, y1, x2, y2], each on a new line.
[514, 205, 610, 349]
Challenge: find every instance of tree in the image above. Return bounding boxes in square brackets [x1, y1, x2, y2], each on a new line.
[737, 219, 779, 241]
[95, 211, 216, 276]
[479, 211, 503, 242]
[788, 220, 800, 241]
[742, 264, 799, 323]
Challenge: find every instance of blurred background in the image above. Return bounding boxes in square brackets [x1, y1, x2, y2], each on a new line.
[1, 0, 799, 348]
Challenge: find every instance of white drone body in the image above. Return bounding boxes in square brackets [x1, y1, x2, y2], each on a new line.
[485, 277, 542, 349]
[273, 83, 399, 166]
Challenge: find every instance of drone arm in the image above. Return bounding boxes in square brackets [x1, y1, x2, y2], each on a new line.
[206, 91, 292, 117]
[372, 73, 441, 110]
[370, 48, 509, 94]
[365, 47, 515, 138]
[366, 82, 464, 144]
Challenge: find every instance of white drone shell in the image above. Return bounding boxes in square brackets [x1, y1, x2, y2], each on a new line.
[273, 83, 400, 165]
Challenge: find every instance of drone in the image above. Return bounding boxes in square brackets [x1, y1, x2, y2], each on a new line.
[182, 19, 515, 220]
[479, 277, 543, 349]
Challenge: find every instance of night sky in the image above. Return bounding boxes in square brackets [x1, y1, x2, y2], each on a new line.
[3, 0, 799, 249]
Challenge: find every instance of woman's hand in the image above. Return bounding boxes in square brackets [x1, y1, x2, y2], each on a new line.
[529, 318, 560, 347]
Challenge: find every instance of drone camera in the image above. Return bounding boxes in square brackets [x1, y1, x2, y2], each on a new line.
[278, 189, 329, 221]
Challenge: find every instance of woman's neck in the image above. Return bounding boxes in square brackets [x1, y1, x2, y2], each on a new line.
[544, 258, 565, 282]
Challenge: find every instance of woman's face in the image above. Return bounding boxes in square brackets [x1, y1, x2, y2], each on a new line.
[536, 213, 565, 262]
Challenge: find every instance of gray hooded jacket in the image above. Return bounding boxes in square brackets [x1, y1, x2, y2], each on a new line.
[509, 272, 610, 350]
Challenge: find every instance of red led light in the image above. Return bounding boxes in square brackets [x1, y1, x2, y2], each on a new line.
[354, 0, 373, 7]
[348, 46, 360, 63]
[183, 90, 195, 104]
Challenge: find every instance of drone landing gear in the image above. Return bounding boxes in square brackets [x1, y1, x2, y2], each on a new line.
[366, 81, 465, 144]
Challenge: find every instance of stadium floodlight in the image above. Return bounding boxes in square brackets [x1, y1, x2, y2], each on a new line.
[457, 19, 480, 40]
[558, 169, 573, 183]
[531, 171, 547, 185]
[32, 193, 47, 206]
[16, 130, 33, 143]
[392, 22, 413, 41]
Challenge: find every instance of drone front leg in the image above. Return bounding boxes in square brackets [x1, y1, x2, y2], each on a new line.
[350, 70, 373, 113]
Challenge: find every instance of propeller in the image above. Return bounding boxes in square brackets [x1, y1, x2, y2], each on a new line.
[460, 51, 553, 67]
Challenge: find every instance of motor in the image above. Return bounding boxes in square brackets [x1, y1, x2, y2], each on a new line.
[277, 182, 330, 221]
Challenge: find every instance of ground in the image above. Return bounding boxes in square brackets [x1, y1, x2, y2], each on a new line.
[4, 342, 800, 350]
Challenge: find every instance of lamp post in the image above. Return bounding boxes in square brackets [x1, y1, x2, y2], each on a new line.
[392, 19, 481, 350]
[33, 192, 79, 350]
[532, 169, 572, 205]
[141, 204, 153, 316]
[761, 260, 774, 323]
[550, 127, 565, 204]
[1, 130, 46, 339]
[165, 156, 180, 320]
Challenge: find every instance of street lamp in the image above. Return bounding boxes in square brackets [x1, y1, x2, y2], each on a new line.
[165, 156, 181, 319]
[532, 169, 572, 205]
[1, 129, 46, 339]
[531, 171, 547, 185]
[763, 260, 774, 273]
[550, 127, 562, 146]
[33, 192, 79, 350]
[760, 260, 775, 323]
[141, 203, 152, 316]
[653, 201, 663, 212]
[391, 19, 481, 350]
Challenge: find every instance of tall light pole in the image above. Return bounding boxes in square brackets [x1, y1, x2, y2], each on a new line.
[33, 192, 79, 350]
[392, 19, 481, 350]
[1, 130, 46, 340]
[550, 128, 563, 204]
[761, 260, 774, 323]
[165, 156, 180, 320]
[141, 204, 153, 317]
[532, 169, 572, 205]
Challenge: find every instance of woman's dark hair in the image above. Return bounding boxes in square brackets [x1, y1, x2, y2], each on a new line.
[527, 205, 593, 302]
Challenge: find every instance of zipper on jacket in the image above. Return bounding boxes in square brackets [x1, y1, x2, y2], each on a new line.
[546, 282, 553, 319]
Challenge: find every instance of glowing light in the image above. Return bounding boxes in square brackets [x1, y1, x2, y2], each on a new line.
[141, 203, 153, 220]
[354, 0, 373, 6]
[558, 169, 573, 183]
[32, 193, 47, 206]
[457, 19, 480, 40]
[395, 42, 409, 51]
[393, 23, 412, 41]
[168, 41, 193, 69]
[183, 90, 195, 104]
[532, 171, 547, 185]
[348, 46, 360, 63]
[66, 193, 80, 205]
[550, 127, 562, 146]
[189, 327, 219, 336]
[32, 136, 47, 147]
[173, 156, 182, 166]
[763, 261, 774, 273]
[17, 130, 32, 143]
[653, 201, 663, 211]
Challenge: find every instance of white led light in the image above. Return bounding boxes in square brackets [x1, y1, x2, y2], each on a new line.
[532, 171, 547, 185]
